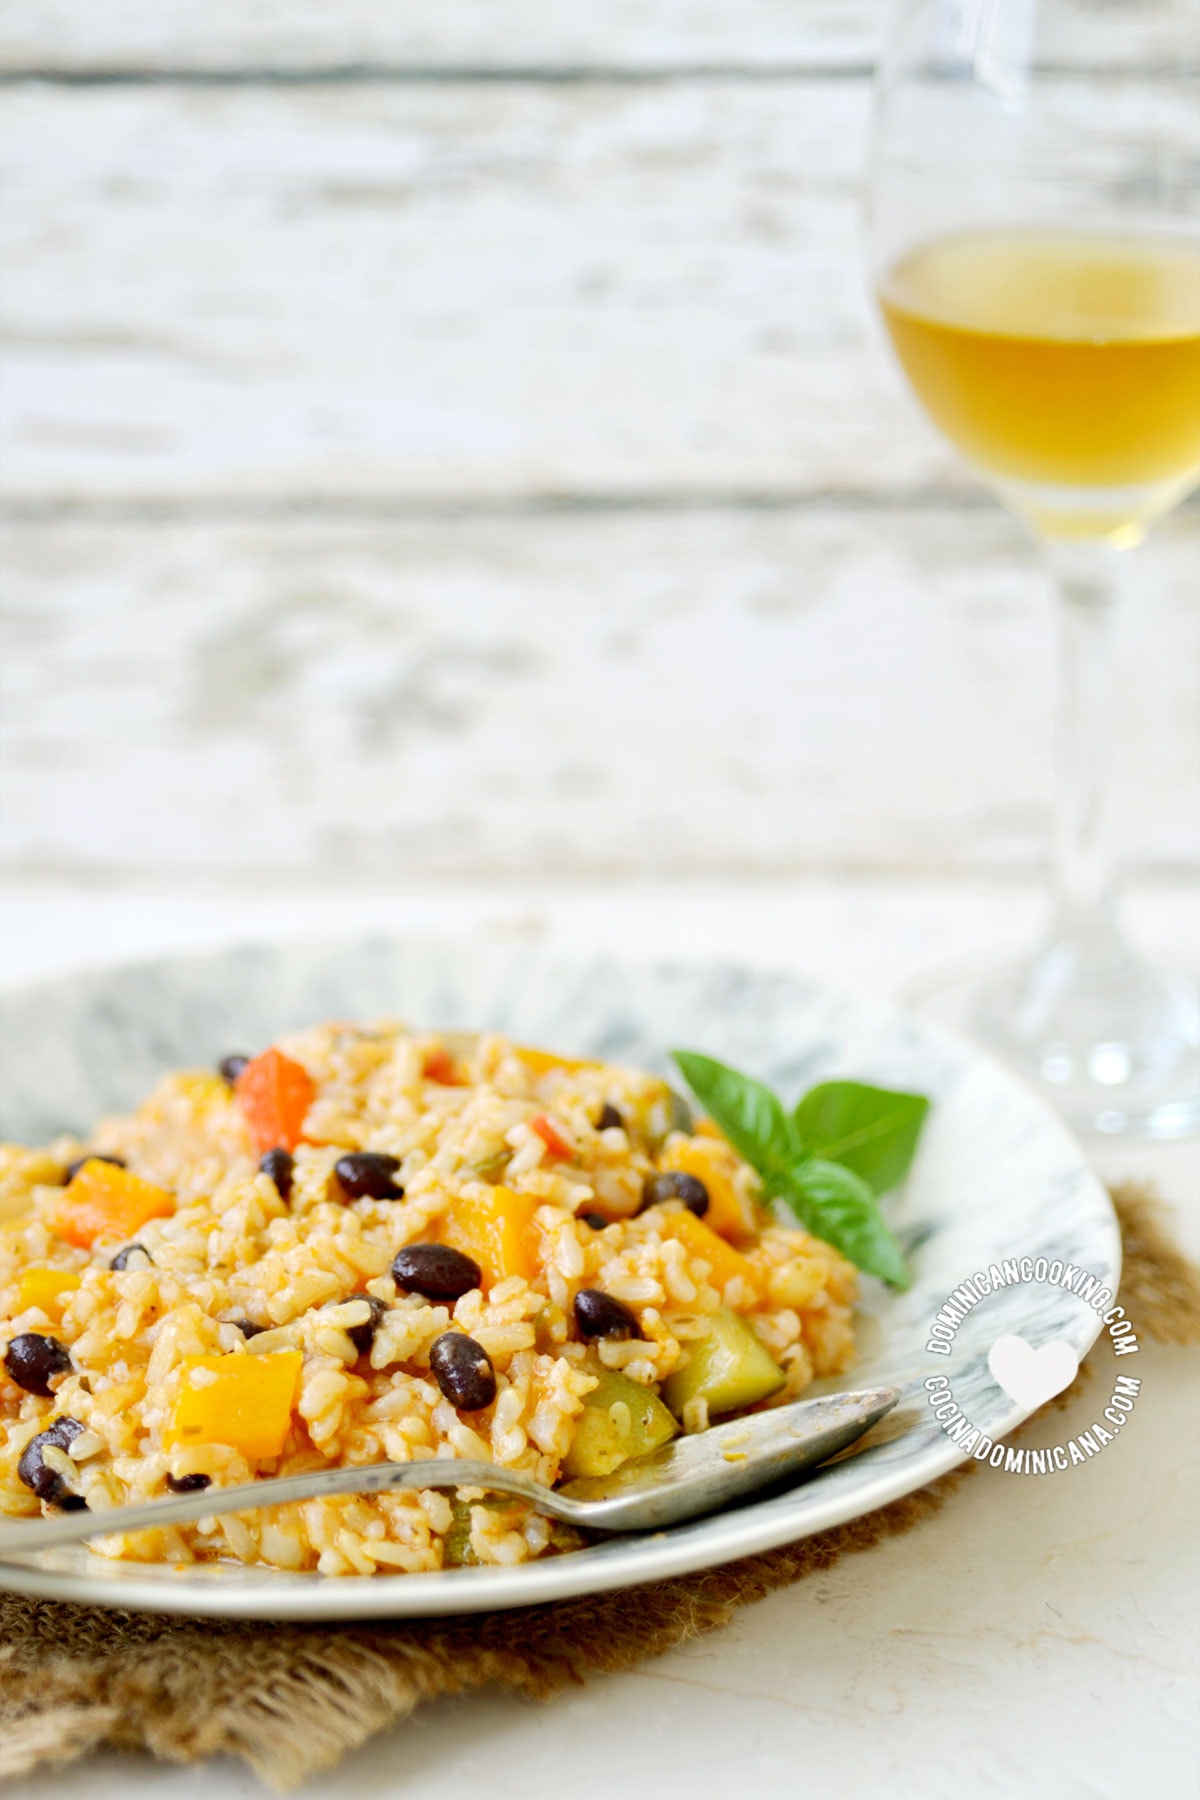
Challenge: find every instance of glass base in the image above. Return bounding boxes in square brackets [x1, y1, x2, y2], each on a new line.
[906, 921, 1200, 1140]
[991, 470, 1198, 549]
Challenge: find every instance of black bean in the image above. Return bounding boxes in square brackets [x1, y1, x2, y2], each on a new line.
[229, 1318, 265, 1339]
[4, 1332, 73, 1397]
[165, 1471, 212, 1494]
[429, 1332, 496, 1411]
[341, 1293, 387, 1355]
[259, 1147, 295, 1200]
[673, 1174, 710, 1217]
[334, 1152, 404, 1201]
[110, 1243, 153, 1271]
[64, 1152, 125, 1184]
[580, 1212, 611, 1231]
[219, 1053, 251, 1085]
[17, 1416, 88, 1507]
[391, 1243, 481, 1302]
[595, 1103, 624, 1132]
[640, 1171, 710, 1217]
[573, 1289, 641, 1341]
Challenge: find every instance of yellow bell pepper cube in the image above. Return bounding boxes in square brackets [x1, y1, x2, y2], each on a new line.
[165, 1352, 303, 1461]
[440, 1185, 543, 1291]
[169, 1071, 237, 1111]
[659, 1209, 762, 1301]
[16, 1267, 82, 1317]
[659, 1137, 758, 1242]
[46, 1160, 175, 1250]
[517, 1045, 598, 1079]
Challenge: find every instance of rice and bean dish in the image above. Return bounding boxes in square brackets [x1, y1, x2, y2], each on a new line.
[0, 1025, 857, 1576]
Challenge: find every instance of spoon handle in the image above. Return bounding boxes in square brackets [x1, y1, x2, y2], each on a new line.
[0, 1459, 561, 1558]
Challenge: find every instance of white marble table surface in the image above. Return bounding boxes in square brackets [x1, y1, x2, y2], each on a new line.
[2, 881, 1197, 1800]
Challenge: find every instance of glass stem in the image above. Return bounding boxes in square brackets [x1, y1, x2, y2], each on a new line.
[1048, 542, 1123, 936]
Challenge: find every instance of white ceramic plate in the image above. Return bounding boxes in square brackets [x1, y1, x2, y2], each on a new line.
[0, 938, 1119, 1619]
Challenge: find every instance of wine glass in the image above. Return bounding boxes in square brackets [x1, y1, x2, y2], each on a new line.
[866, 0, 1200, 1138]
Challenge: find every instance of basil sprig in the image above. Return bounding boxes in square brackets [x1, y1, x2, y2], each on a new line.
[672, 1051, 929, 1289]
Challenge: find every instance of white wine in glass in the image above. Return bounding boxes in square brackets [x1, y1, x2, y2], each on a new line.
[867, 0, 1200, 1136]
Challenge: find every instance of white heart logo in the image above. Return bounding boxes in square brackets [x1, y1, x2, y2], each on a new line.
[987, 1334, 1079, 1410]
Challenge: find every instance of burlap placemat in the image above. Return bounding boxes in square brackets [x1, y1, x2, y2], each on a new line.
[3, 1183, 1197, 1790]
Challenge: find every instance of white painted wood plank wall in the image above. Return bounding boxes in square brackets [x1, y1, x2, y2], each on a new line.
[3, 510, 1195, 881]
[0, 82, 942, 501]
[0, 3, 1196, 888]
[0, 1, 1174, 71]
[2, 4, 889, 72]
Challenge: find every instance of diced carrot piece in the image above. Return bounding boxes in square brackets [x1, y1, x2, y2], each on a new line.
[423, 1048, 463, 1086]
[46, 1161, 175, 1250]
[531, 1114, 574, 1160]
[440, 1186, 543, 1291]
[235, 1049, 316, 1154]
[16, 1268, 82, 1316]
[517, 1045, 598, 1079]
[658, 1209, 762, 1300]
[164, 1351, 303, 1461]
[659, 1137, 757, 1242]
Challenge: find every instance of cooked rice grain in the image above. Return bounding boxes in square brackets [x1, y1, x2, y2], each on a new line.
[1, 1024, 856, 1573]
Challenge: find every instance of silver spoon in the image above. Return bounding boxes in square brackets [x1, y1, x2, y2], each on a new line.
[0, 1385, 899, 1559]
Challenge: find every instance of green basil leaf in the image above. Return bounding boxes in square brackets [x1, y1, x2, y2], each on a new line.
[770, 1159, 910, 1289]
[672, 1051, 921, 1289]
[671, 1050, 800, 1192]
[792, 1081, 929, 1196]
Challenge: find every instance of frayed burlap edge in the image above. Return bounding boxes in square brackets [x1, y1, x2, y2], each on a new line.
[3, 1182, 1197, 1790]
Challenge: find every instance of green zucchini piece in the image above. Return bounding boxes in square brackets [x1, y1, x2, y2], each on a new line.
[443, 1497, 479, 1567]
[470, 1147, 513, 1184]
[442, 1494, 521, 1566]
[662, 1307, 786, 1419]
[560, 1369, 679, 1480]
[643, 1084, 696, 1152]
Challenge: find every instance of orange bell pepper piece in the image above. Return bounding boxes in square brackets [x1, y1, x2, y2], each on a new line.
[17, 1267, 82, 1317]
[658, 1209, 761, 1301]
[659, 1137, 757, 1242]
[46, 1161, 174, 1250]
[440, 1185, 543, 1291]
[235, 1048, 316, 1154]
[164, 1351, 303, 1461]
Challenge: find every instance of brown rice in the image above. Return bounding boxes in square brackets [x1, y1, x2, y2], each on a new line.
[0, 1024, 856, 1575]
